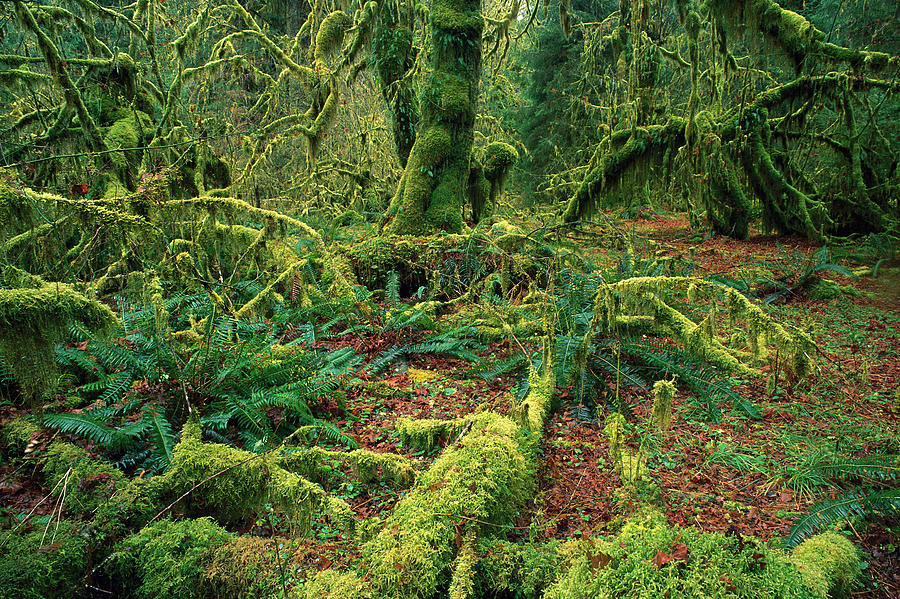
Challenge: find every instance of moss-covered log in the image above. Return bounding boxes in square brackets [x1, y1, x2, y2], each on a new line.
[307, 350, 555, 597]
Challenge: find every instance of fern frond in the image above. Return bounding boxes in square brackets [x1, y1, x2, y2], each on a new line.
[785, 488, 900, 549]
[145, 411, 175, 471]
[43, 413, 138, 452]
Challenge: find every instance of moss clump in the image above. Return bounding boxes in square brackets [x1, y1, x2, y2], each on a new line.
[790, 532, 861, 599]
[1, 417, 39, 455]
[482, 142, 518, 180]
[544, 512, 818, 598]
[395, 416, 470, 452]
[315, 11, 352, 65]
[300, 570, 372, 598]
[203, 536, 289, 599]
[145, 421, 353, 532]
[41, 441, 127, 516]
[110, 517, 233, 599]
[475, 539, 563, 599]
[0, 520, 89, 599]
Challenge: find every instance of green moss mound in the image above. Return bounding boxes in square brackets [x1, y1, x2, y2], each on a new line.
[790, 532, 861, 599]
[110, 517, 234, 599]
[543, 512, 828, 599]
[41, 441, 128, 516]
[0, 520, 89, 599]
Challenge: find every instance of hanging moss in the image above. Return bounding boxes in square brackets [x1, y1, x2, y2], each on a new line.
[373, 6, 418, 167]
[564, 118, 687, 223]
[315, 11, 352, 66]
[480, 142, 518, 214]
[0, 272, 118, 402]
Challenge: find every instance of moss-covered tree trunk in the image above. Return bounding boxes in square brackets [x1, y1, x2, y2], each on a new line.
[385, 0, 483, 235]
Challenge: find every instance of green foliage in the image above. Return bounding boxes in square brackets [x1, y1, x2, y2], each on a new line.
[48, 299, 362, 470]
[0, 520, 89, 599]
[544, 512, 820, 599]
[784, 453, 900, 548]
[110, 517, 233, 599]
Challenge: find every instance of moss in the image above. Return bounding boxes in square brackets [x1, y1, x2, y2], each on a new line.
[280, 446, 414, 487]
[448, 529, 478, 598]
[476, 539, 563, 599]
[315, 11, 352, 61]
[299, 570, 371, 598]
[650, 379, 676, 431]
[104, 110, 153, 178]
[0, 277, 118, 402]
[544, 512, 818, 599]
[145, 422, 354, 532]
[387, 0, 482, 235]
[373, 15, 417, 166]
[1, 417, 39, 455]
[790, 532, 861, 599]
[41, 441, 127, 516]
[203, 536, 288, 599]
[0, 520, 89, 599]
[362, 412, 534, 597]
[110, 517, 233, 599]
[395, 416, 470, 452]
[482, 142, 518, 180]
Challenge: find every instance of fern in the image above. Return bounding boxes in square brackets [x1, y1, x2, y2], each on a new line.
[785, 488, 900, 549]
[43, 412, 140, 452]
[618, 339, 759, 421]
[145, 411, 175, 471]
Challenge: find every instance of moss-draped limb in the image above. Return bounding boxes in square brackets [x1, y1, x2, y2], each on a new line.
[162, 196, 355, 296]
[373, 3, 419, 167]
[280, 446, 415, 486]
[386, 0, 483, 234]
[597, 277, 814, 378]
[742, 127, 829, 241]
[705, 0, 900, 72]
[563, 118, 687, 223]
[14, 1, 109, 159]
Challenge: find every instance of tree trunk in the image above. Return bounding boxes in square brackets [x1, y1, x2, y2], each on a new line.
[386, 0, 483, 235]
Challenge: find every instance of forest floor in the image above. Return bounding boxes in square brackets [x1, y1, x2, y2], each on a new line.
[1, 212, 898, 597]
